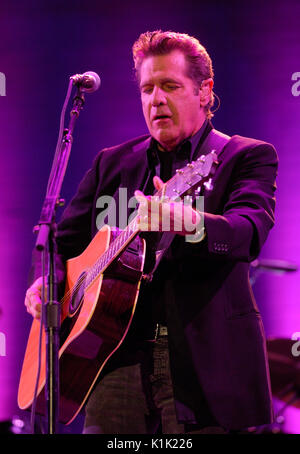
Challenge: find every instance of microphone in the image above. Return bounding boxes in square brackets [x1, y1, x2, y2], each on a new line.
[70, 71, 101, 93]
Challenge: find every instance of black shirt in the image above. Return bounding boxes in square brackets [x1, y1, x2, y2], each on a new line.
[145, 119, 210, 194]
[130, 119, 212, 336]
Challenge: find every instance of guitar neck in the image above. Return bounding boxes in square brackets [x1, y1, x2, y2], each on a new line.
[85, 215, 140, 289]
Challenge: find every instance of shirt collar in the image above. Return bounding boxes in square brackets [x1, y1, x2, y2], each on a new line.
[147, 118, 209, 169]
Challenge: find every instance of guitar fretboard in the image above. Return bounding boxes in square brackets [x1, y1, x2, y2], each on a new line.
[85, 216, 140, 289]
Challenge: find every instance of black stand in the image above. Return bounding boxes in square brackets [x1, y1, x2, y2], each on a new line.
[34, 86, 85, 434]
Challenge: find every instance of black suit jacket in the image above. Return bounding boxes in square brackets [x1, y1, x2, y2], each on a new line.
[49, 129, 278, 430]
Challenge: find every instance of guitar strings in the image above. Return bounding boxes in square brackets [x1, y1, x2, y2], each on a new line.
[59, 215, 140, 307]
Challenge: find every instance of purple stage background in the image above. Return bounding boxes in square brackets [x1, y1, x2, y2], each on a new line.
[0, 0, 299, 434]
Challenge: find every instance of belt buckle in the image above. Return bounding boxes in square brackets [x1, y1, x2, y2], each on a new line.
[155, 323, 168, 340]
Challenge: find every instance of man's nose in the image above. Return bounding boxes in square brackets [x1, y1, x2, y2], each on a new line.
[151, 86, 167, 106]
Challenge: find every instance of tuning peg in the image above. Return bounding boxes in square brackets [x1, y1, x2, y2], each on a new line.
[204, 178, 214, 191]
[56, 198, 65, 207]
[33, 225, 40, 234]
[194, 186, 202, 196]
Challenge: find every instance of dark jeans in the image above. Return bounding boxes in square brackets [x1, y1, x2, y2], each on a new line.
[83, 336, 225, 434]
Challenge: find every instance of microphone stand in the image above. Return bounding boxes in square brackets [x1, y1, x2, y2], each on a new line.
[34, 84, 85, 434]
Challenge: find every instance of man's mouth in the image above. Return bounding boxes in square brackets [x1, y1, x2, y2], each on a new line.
[153, 115, 171, 121]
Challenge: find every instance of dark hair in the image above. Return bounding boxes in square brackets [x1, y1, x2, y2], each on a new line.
[132, 30, 215, 118]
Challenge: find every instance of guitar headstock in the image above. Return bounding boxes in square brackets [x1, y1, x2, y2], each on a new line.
[159, 150, 219, 200]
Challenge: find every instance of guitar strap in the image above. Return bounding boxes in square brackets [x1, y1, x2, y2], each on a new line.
[144, 128, 231, 281]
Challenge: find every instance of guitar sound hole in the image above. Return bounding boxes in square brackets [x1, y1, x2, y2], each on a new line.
[69, 272, 87, 316]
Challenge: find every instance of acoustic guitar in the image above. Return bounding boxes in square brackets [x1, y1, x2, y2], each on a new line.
[18, 151, 218, 424]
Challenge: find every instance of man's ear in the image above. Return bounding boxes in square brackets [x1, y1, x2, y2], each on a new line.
[200, 78, 214, 106]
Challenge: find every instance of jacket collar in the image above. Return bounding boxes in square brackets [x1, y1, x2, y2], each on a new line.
[121, 136, 152, 199]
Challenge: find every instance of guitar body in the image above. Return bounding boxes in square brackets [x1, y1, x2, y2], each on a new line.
[18, 225, 146, 424]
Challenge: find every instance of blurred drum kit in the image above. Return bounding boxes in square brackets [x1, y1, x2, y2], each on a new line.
[249, 258, 300, 434]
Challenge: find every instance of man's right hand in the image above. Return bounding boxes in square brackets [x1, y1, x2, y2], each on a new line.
[24, 276, 45, 320]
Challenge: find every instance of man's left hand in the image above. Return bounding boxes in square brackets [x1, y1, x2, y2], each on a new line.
[135, 176, 201, 236]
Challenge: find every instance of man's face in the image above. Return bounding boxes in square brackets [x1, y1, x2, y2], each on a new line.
[139, 50, 207, 151]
